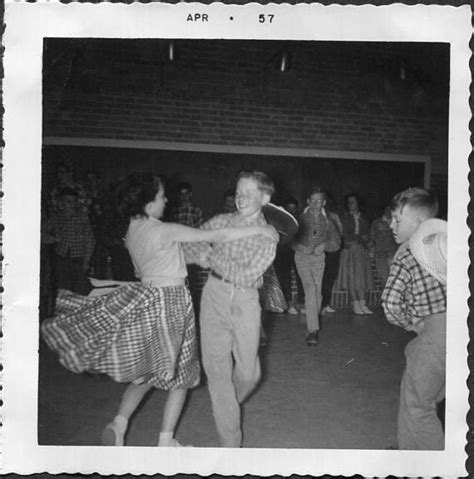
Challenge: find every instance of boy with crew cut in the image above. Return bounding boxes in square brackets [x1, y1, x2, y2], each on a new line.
[184, 171, 278, 447]
[382, 187, 446, 450]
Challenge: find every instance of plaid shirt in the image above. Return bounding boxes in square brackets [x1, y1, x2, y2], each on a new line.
[183, 212, 277, 289]
[382, 243, 446, 332]
[45, 210, 95, 260]
[293, 209, 339, 254]
[171, 204, 204, 228]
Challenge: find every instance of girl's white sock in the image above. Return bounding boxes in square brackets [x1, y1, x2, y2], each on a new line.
[113, 415, 128, 434]
[158, 432, 174, 446]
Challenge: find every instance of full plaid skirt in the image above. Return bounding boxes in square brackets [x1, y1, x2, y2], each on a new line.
[41, 284, 200, 390]
[259, 264, 287, 313]
[335, 243, 375, 292]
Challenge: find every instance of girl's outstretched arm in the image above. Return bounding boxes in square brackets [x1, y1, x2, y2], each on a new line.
[159, 223, 278, 244]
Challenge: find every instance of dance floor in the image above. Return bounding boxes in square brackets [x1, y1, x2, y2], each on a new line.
[38, 306, 411, 449]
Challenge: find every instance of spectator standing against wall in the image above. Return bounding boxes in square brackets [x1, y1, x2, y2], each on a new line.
[43, 187, 95, 296]
[335, 193, 375, 315]
[49, 162, 88, 214]
[220, 188, 237, 214]
[370, 205, 398, 289]
[171, 182, 205, 311]
[292, 187, 340, 346]
[171, 182, 204, 227]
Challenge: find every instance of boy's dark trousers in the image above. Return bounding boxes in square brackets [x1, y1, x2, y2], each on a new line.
[55, 254, 91, 296]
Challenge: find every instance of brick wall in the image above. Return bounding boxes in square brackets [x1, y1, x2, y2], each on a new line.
[43, 39, 449, 178]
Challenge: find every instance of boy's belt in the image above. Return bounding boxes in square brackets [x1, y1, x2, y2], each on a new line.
[210, 270, 232, 284]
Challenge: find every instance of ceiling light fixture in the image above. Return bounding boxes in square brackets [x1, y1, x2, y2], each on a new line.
[279, 50, 290, 72]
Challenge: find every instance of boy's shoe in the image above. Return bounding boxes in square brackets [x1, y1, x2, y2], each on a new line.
[287, 306, 299, 315]
[306, 331, 319, 346]
[101, 422, 125, 446]
[323, 305, 336, 314]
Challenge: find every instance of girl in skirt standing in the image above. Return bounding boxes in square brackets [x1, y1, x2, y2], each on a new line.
[42, 172, 277, 447]
[335, 193, 375, 315]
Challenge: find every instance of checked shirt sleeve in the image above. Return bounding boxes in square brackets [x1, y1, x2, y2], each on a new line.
[382, 253, 414, 330]
[181, 215, 224, 267]
[382, 245, 446, 332]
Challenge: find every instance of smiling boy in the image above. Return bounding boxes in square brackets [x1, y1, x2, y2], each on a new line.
[193, 171, 278, 447]
[382, 187, 446, 450]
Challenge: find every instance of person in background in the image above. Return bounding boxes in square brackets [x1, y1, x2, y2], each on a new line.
[274, 197, 303, 315]
[321, 194, 343, 315]
[171, 181, 204, 228]
[171, 182, 205, 311]
[44, 187, 95, 296]
[335, 193, 375, 315]
[101, 180, 136, 281]
[84, 171, 108, 279]
[382, 187, 446, 450]
[49, 162, 88, 214]
[370, 205, 398, 289]
[292, 187, 340, 346]
[221, 188, 237, 214]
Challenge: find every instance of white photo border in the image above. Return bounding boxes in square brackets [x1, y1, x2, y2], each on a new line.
[2, 2, 471, 476]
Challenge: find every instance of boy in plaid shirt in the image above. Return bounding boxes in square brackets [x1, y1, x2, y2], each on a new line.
[186, 171, 277, 447]
[382, 187, 446, 450]
[44, 187, 95, 295]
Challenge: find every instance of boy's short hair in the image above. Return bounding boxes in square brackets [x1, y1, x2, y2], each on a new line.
[308, 186, 326, 200]
[57, 187, 79, 199]
[237, 171, 275, 198]
[177, 182, 192, 193]
[390, 187, 439, 218]
[284, 196, 299, 207]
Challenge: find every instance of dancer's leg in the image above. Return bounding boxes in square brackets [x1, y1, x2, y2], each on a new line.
[160, 388, 187, 433]
[102, 382, 153, 446]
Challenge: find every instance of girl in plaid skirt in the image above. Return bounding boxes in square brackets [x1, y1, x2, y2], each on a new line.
[42, 172, 278, 447]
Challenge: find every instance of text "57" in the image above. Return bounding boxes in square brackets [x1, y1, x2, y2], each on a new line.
[258, 14, 275, 23]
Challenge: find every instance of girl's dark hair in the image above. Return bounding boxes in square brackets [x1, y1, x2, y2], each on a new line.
[118, 172, 164, 218]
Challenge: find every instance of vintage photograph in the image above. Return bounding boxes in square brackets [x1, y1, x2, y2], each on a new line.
[38, 38, 448, 448]
[2, 3, 470, 476]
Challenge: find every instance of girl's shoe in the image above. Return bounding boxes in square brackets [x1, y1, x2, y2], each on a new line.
[352, 300, 364, 315]
[101, 421, 125, 446]
[360, 300, 373, 315]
